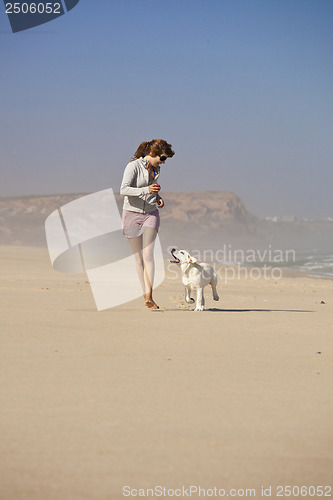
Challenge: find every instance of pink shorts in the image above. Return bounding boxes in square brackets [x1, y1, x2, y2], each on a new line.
[122, 209, 160, 238]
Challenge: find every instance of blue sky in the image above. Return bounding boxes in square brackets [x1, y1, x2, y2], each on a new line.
[1, 0, 332, 218]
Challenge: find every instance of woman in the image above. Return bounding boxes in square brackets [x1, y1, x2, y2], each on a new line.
[120, 139, 175, 310]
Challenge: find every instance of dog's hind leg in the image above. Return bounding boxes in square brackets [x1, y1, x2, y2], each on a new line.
[211, 281, 219, 301]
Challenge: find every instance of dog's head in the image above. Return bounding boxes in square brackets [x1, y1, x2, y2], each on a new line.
[170, 248, 197, 265]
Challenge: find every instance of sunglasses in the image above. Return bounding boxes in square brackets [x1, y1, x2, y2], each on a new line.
[158, 155, 168, 162]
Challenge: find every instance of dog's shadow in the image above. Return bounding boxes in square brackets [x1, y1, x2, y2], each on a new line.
[205, 307, 314, 313]
[163, 307, 314, 313]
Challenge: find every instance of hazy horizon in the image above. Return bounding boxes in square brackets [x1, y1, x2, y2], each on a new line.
[1, 189, 332, 221]
[1, 0, 332, 219]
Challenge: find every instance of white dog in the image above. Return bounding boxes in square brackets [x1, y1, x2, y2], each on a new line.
[170, 249, 219, 311]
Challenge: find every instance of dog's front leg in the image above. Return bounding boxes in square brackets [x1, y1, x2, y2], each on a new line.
[195, 287, 205, 311]
[185, 286, 195, 304]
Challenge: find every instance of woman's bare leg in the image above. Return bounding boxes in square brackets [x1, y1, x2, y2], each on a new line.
[128, 235, 146, 297]
[142, 227, 158, 308]
[127, 228, 158, 309]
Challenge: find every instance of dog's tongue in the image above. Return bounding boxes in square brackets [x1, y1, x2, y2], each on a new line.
[170, 249, 180, 263]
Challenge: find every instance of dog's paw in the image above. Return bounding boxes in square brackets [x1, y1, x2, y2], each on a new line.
[195, 306, 205, 311]
[213, 295, 220, 301]
[185, 297, 195, 304]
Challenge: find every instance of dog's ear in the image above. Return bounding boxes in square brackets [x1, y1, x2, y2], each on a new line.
[189, 256, 197, 263]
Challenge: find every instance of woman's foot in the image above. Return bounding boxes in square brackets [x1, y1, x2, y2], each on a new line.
[145, 299, 159, 310]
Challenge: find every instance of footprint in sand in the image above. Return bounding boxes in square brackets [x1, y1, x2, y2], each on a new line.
[169, 295, 191, 310]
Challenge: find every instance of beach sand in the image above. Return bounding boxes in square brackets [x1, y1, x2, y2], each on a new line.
[0, 245, 332, 499]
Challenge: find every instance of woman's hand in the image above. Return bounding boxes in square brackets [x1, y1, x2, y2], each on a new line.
[157, 195, 164, 208]
[149, 183, 161, 194]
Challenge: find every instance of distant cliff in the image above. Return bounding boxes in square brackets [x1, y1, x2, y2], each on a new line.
[160, 192, 333, 251]
[0, 194, 87, 247]
[0, 192, 332, 252]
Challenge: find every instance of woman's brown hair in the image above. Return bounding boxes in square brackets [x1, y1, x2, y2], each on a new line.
[132, 139, 175, 160]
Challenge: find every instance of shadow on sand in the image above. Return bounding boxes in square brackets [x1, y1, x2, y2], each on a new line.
[206, 307, 314, 313]
[157, 307, 315, 313]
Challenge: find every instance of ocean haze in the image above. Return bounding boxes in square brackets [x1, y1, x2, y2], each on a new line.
[1, 192, 332, 255]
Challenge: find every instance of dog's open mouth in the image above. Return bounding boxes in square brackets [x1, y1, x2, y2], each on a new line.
[170, 248, 180, 263]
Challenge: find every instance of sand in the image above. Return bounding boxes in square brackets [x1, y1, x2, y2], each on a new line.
[0, 245, 332, 500]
